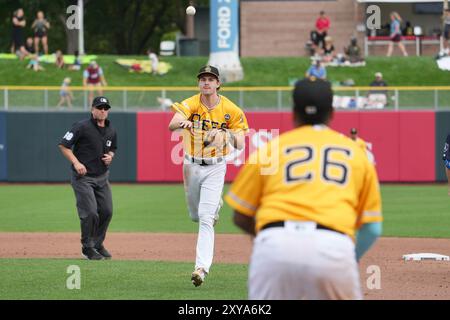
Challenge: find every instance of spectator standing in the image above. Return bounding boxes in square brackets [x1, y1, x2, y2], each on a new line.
[386, 12, 408, 57]
[147, 49, 159, 75]
[83, 61, 108, 106]
[57, 77, 74, 108]
[366, 72, 388, 108]
[12, 8, 28, 60]
[369, 72, 388, 93]
[443, 9, 450, 52]
[32, 11, 50, 55]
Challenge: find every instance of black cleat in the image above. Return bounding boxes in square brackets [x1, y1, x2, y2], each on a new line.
[95, 246, 112, 259]
[82, 247, 104, 260]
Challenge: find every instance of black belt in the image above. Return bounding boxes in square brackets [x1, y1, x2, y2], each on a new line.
[261, 221, 345, 236]
[185, 155, 224, 166]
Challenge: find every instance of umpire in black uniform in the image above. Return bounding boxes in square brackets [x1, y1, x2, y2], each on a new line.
[58, 96, 117, 260]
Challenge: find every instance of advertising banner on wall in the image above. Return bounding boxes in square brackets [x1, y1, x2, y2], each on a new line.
[208, 0, 244, 82]
[136, 111, 436, 183]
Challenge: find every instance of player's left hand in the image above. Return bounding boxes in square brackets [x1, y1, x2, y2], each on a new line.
[102, 153, 113, 166]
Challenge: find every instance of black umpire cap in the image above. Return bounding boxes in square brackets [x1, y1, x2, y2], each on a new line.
[197, 65, 220, 80]
[92, 96, 111, 110]
[293, 77, 333, 124]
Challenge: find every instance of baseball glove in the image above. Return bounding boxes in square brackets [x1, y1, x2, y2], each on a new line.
[203, 128, 230, 148]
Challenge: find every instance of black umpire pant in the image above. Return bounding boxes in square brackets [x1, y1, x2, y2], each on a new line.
[71, 171, 113, 249]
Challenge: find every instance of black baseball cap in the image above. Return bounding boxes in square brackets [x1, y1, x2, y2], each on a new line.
[350, 128, 357, 134]
[197, 65, 220, 80]
[92, 96, 111, 109]
[293, 78, 333, 124]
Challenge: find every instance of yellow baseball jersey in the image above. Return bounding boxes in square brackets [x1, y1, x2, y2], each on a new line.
[354, 137, 367, 150]
[171, 94, 248, 158]
[225, 125, 382, 238]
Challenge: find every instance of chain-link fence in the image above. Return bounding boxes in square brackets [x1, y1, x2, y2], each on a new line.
[1, 86, 450, 111]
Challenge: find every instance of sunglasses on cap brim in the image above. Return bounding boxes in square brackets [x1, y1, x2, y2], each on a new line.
[95, 105, 110, 110]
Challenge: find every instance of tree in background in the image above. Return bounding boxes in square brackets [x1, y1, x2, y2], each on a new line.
[0, 0, 209, 54]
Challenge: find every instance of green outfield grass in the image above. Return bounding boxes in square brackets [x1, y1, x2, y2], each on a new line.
[0, 259, 247, 300]
[0, 184, 449, 237]
[0, 56, 449, 87]
[0, 183, 449, 300]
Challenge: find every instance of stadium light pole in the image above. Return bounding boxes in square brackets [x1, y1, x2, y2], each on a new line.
[78, 0, 85, 55]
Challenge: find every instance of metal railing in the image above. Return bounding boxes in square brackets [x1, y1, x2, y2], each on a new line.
[1, 86, 450, 111]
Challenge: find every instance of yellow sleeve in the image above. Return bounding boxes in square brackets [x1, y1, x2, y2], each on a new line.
[228, 108, 249, 134]
[357, 161, 383, 226]
[171, 100, 192, 119]
[224, 152, 262, 217]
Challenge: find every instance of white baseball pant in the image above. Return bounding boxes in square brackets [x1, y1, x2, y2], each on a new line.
[249, 221, 362, 300]
[183, 158, 226, 274]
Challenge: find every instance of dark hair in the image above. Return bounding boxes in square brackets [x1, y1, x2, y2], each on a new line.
[293, 78, 333, 125]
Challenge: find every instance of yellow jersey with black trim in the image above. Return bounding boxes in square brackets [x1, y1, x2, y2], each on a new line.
[224, 125, 382, 238]
[171, 94, 249, 158]
[354, 137, 367, 150]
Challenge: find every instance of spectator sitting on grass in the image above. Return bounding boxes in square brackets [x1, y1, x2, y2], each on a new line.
[26, 54, 44, 71]
[305, 60, 327, 80]
[321, 36, 336, 63]
[344, 37, 363, 63]
[25, 37, 35, 54]
[68, 50, 81, 71]
[55, 50, 64, 69]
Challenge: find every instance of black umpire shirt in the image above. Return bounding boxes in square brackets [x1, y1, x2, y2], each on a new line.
[59, 116, 117, 177]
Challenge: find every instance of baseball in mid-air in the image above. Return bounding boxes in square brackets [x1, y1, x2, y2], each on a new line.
[186, 6, 196, 16]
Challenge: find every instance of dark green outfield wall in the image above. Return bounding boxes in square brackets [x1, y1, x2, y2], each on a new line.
[0, 112, 6, 180]
[5, 112, 136, 182]
[436, 111, 450, 182]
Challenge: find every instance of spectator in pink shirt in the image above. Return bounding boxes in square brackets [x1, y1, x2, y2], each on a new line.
[313, 11, 330, 50]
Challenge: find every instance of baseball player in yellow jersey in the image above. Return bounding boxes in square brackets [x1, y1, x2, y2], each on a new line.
[225, 78, 382, 300]
[168, 65, 249, 287]
[350, 127, 375, 165]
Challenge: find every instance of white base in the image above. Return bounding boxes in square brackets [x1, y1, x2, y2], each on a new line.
[402, 253, 450, 261]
